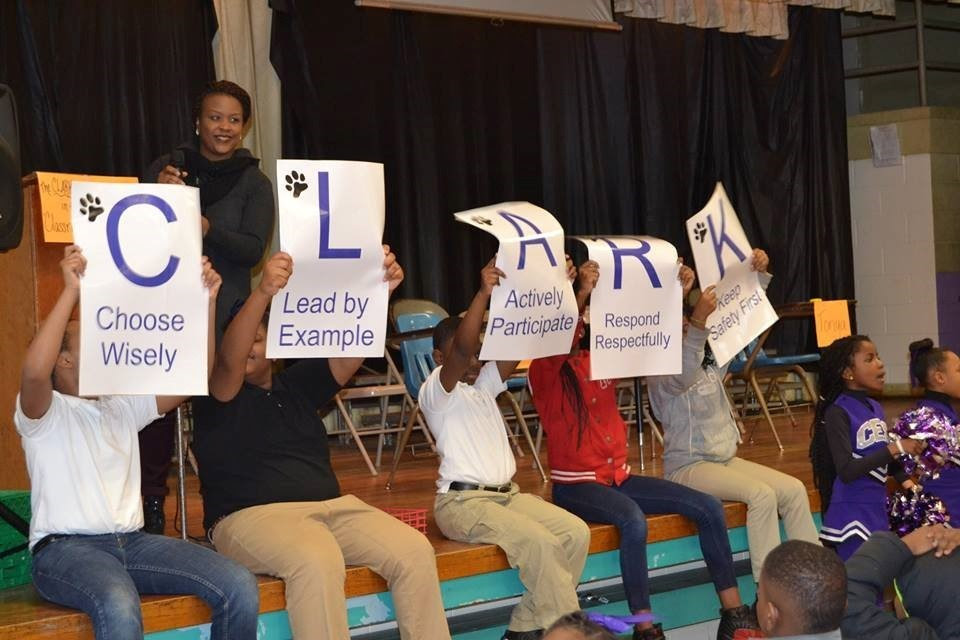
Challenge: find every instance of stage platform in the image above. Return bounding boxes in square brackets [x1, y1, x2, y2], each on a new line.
[0, 399, 913, 639]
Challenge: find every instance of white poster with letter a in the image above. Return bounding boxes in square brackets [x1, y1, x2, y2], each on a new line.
[268, 160, 388, 358]
[71, 182, 207, 396]
[573, 236, 682, 380]
[686, 183, 778, 366]
[455, 202, 578, 360]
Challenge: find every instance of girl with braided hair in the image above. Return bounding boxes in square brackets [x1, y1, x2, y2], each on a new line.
[907, 338, 960, 515]
[811, 335, 923, 560]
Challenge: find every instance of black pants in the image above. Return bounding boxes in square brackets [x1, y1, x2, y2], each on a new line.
[138, 413, 176, 497]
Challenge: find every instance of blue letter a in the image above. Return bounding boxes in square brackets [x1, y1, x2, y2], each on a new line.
[497, 211, 557, 270]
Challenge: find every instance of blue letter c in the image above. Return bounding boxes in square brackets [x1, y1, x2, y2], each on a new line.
[106, 194, 181, 287]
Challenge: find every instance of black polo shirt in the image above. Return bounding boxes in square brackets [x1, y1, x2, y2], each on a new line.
[192, 359, 342, 531]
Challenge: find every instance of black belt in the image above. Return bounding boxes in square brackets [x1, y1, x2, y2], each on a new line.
[448, 481, 512, 493]
[31, 534, 68, 556]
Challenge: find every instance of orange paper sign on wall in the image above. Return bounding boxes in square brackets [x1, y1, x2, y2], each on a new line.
[813, 300, 851, 347]
[36, 172, 139, 243]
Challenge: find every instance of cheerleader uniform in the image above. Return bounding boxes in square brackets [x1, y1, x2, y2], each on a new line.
[917, 391, 960, 518]
[819, 390, 905, 560]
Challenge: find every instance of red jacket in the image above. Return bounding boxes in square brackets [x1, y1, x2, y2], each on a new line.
[528, 341, 631, 486]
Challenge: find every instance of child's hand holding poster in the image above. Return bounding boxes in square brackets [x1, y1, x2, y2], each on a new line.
[572, 236, 682, 380]
[455, 202, 578, 360]
[71, 182, 207, 395]
[686, 183, 778, 366]
[267, 160, 388, 358]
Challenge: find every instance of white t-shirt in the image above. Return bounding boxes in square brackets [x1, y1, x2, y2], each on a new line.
[419, 361, 516, 493]
[14, 391, 162, 548]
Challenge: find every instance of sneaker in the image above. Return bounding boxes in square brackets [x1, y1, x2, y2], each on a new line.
[143, 496, 166, 535]
[633, 623, 666, 640]
[502, 630, 543, 640]
[717, 604, 760, 640]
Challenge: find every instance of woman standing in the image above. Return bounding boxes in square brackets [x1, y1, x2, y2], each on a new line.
[139, 80, 275, 533]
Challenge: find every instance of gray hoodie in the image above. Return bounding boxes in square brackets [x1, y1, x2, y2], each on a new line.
[647, 324, 741, 476]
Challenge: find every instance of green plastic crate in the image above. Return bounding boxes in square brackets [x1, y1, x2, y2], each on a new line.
[0, 490, 32, 590]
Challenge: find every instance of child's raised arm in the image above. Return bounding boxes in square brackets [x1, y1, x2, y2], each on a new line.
[209, 251, 292, 401]
[327, 245, 405, 386]
[157, 257, 222, 414]
[439, 257, 515, 390]
[19, 245, 85, 419]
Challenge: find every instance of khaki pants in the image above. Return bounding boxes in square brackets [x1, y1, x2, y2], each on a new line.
[434, 484, 590, 631]
[668, 457, 821, 582]
[211, 495, 450, 640]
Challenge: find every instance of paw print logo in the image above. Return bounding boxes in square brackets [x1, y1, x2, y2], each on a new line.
[285, 171, 308, 198]
[79, 194, 104, 222]
[694, 221, 708, 243]
[472, 216, 493, 226]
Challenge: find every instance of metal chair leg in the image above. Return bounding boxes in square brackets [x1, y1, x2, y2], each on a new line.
[749, 373, 783, 451]
[504, 392, 546, 482]
[175, 405, 188, 541]
[334, 396, 378, 476]
[386, 404, 421, 490]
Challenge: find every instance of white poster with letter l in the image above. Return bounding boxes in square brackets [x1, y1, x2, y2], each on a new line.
[72, 182, 207, 396]
[455, 202, 578, 360]
[268, 160, 388, 358]
[685, 183, 778, 366]
[573, 236, 682, 380]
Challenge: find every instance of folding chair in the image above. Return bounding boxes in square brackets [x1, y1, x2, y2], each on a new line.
[332, 349, 426, 476]
[725, 339, 819, 451]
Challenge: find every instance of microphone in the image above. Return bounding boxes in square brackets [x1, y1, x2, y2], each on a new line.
[169, 148, 198, 187]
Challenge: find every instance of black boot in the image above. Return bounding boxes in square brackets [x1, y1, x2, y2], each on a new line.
[633, 623, 666, 640]
[716, 604, 759, 640]
[502, 630, 543, 640]
[143, 496, 166, 535]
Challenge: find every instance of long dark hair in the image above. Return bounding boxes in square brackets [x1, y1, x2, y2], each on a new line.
[908, 337, 948, 388]
[559, 360, 590, 448]
[809, 334, 871, 513]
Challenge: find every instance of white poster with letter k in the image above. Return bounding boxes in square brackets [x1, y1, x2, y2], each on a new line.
[686, 183, 778, 366]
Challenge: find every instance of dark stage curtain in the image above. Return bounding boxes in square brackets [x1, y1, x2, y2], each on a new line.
[0, 0, 218, 177]
[274, 4, 852, 354]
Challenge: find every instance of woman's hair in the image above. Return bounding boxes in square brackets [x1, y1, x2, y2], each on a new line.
[194, 80, 252, 123]
[559, 360, 590, 448]
[544, 611, 618, 640]
[908, 337, 949, 388]
[809, 334, 871, 513]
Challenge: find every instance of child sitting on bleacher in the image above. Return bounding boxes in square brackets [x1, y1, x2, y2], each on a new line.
[14, 245, 259, 640]
[647, 250, 821, 589]
[421, 257, 591, 640]
[528, 258, 757, 640]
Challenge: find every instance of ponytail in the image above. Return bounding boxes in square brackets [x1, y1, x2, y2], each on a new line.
[810, 335, 871, 513]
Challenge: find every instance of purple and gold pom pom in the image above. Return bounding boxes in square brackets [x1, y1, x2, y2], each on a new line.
[887, 487, 950, 537]
[889, 406, 960, 480]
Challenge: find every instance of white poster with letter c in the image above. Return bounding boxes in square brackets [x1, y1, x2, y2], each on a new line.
[572, 236, 682, 380]
[455, 202, 578, 361]
[686, 183, 778, 366]
[71, 182, 207, 396]
[268, 160, 388, 359]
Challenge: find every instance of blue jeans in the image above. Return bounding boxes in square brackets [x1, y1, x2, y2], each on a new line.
[31, 531, 259, 640]
[553, 475, 738, 612]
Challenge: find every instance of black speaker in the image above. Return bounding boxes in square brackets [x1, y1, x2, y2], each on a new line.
[0, 84, 22, 251]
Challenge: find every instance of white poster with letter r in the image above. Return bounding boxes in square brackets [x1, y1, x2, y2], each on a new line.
[686, 183, 778, 366]
[572, 236, 682, 380]
[71, 182, 207, 396]
[268, 160, 388, 358]
[455, 202, 578, 360]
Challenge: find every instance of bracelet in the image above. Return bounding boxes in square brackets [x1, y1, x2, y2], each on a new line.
[895, 439, 906, 455]
[689, 317, 707, 330]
